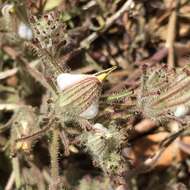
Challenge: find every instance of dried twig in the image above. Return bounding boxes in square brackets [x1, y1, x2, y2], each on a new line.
[80, 0, 134, 48]
[166, 1, 179, 69]
[125, 129, 183, 179]
[0, 59, 40, 80]
[0, 104, 22, 111]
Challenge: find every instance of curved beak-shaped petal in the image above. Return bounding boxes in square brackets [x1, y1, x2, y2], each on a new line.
[57, 73, 95, 91]
[95, 66, 117, 82]
[56, 66, 116, 119]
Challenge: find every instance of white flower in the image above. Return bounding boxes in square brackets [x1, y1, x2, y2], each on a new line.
[56, 73, 101, 119]
[18, 22, 33, 40]
[57, 73, 97, 91]
[56, 67, 116, 120]
[174, 105, 189, 118]
[80, 101, 99, 119]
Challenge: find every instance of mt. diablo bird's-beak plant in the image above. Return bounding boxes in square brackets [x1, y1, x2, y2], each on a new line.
[108, 64, 190, 126]
[137, 64, 190, 124]
[16, 68, 116, 189]
[16, 66, 117, 144]
[25, 13, 190, 186]
[2, 1, 190, 189]
[12, 10, 118, 189]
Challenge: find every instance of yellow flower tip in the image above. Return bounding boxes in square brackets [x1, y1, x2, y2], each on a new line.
[9, 6, 15, 14]
[16, 141, 29, 152]
[96, 73, 108, 82]
[16, 142, 22, 150]
[95, 66, 117, 82]
[22, 142, 29, 151]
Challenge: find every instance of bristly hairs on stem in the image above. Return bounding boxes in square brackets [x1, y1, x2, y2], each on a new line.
[49, 128, 61, 190]
[106, 89, 134, 103]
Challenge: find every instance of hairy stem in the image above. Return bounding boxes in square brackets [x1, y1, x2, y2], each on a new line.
[49, 128, 60, 190]
[107, 90, 133, 102]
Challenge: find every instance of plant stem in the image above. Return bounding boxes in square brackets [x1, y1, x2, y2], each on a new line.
[49, 128, 60, 190]
[12, 156, 21, 189]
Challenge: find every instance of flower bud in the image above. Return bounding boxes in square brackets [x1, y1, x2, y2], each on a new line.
[174, 105, 189, 118]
